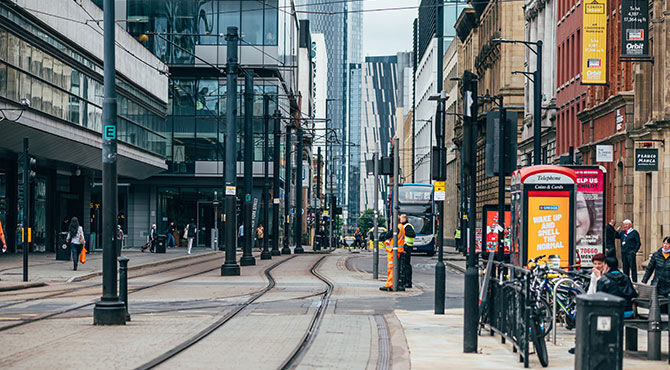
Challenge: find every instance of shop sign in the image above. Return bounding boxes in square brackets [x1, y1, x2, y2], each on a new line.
[635, 148, 658, 171]
[621, 0, 649, 59]
[615, 109, 625, 131]
[596, 145, 613, 162]
[582, 0, 608, 85]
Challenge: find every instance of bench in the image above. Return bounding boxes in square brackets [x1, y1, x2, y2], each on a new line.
[623, 283, 669, 362]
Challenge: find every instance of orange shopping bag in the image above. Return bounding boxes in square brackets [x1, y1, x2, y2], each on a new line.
[79, 246, 87, 264]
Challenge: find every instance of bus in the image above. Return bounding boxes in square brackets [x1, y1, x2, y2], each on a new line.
[397, 184, 436, 256]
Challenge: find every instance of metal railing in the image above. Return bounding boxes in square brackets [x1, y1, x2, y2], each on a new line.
[482, 261, 533, 368]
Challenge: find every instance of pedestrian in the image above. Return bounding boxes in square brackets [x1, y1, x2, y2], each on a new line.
[143, 224, 157, 252]
[116, 225, 124, 256]
[255, 223, 265, 252]
[184, 219, 197, 254]
[0, 218, 6, 253]
[605, 219, 617, 257]
[641, 236, 670, 301]
[166, 221, 176, 248]
[379, 219, 406, 292]
[616, 219, 641, 282]
[66, 217, 85, 271]
[587, 253, 606, 294]
[454, 227, 462, 254]
[400, 214, 416, 289]
[597, 257, 638, 318]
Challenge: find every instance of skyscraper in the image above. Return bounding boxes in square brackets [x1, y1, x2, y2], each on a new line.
[296, 0, 362, 230]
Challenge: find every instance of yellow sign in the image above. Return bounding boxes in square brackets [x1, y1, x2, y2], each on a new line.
[526, 195, 571, 267]
[434, 181, 445, 192]
[582, 0, 607, 84]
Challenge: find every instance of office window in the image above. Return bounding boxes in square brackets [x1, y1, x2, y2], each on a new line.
[197, 1, 218, 45]
[218, 1, 241, 39]
[264, 0, 278, 45]
[241, 1, 263, 45]
[196, 79, 219, 115]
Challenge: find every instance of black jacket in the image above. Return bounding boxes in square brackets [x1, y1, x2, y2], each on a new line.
[403, 223, 416, 238]
[150, 228, 157, 241]
[597, 270, 638, 311]
[605, 224, 616, 250]
[616, 229, 641, 254]
[642, 248, 670, 296]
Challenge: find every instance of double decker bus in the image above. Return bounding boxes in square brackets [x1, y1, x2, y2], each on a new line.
[397, 184, 436, 256]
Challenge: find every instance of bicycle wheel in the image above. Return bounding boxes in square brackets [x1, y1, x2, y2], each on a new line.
[537, 297, 553, 337]
[531, 320, 549, 367]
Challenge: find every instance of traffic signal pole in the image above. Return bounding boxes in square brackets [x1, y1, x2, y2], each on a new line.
[271, 111, 281, 256]
[93, 0, 126, 325]
[497, 97, 506, 261]
[372, 152, 379, 280]
[392, 138, 400, 292]
[221, 27, 241, 276]
[533, 41, 543, 165]
[22, 138, 30, 282]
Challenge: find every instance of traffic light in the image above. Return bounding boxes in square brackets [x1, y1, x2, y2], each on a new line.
[27, 157, 36, 182]
[330, 195, 337, 209]
[485, 110, 518, 177]
[380, 156, 393, 175]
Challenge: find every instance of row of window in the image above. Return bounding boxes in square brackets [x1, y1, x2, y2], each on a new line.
[557, 29, 582, 87]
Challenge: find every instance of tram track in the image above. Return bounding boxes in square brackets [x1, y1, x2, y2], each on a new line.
[136, 254, 334, 370]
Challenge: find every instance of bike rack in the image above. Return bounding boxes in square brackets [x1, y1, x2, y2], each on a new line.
[551, 277, 585, 345]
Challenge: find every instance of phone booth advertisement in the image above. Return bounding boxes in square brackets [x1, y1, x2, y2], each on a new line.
[512, 166, 576, 267]
[480, 205, 511, 254]
[570, 166, 606, 267]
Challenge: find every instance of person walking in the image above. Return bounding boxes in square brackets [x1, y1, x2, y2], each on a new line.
[255, 224, 265, 252]
[642, 236, 670, 300]
[400, 214, 416, 288]
[66, 217, 85, 271]
[605, 219, 617, 257]
[143, 224, 157, 252]
[379, 218, 406, 292]
[616, 219, 641, 282]
[184, 219, 197, 254]
[0, 218, 6, 253]
[597, 257, 638, 318]
[166, 221, 176, 248]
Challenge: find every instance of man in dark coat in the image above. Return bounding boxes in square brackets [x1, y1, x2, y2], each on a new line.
[642, 237, 670, 298]
[605, 219, 617, 257]
[615, 219, 641, 282]
[597, 257, 638, 317]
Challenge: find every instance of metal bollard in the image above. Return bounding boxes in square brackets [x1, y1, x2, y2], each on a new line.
[647, 287, 661, 360]
[118, 256, 131, 322]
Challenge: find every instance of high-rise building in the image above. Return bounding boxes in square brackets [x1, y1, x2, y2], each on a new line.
[360, 56, 399, 215]
[347, 63, 362, 230]
[296, 0, 362, 230]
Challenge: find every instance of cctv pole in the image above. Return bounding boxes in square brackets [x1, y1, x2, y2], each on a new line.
[271, 111, 282, 256]
[221, 27, 241, 276]
[22, 138, 30, 282]
[533, 41, 543, 165]
[392, 138, 400, 291]
[94, 0, 126, 325]
[373, 152, 379, 280]
[282, 124, 292, 255]
[260, 95, 272, 260]
[240, 71, 255, 266]
[294, 128, 304, 254]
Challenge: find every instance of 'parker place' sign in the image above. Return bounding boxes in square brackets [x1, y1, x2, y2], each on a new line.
[635, 148, 658, 171]
[621, 0, 649, 59]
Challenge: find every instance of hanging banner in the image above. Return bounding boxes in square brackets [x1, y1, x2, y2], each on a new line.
[635, 148, 658, 171]
[621, 0, 650, 59]
[573, 167, 606, 267]
[582, 0, 607, 85]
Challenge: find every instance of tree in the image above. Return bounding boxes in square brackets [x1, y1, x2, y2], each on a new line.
[357, 209, 386, 233]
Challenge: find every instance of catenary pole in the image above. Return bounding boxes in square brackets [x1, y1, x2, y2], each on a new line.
[373, 152, 379, 280]
[294, 128, 304, 254]
[282, 124, 292, 255]
[271, 111, 282, 256]
[533, 41, 543, 165]
[240, 71, 256, 266]
[392, 138, 400, 291]
[315, 147, 322, 251]
[497, 99, 506, 261]
[434, 93, 446, 314]
[260, 95, 272, 260]
[22, 138, 30, 282]
[221, 27, 241, 276]
[93, 0, 126, 324]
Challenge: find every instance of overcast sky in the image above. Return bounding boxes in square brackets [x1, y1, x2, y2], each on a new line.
[362, 0, 420, 57]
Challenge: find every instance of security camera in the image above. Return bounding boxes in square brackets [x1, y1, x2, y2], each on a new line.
[20, 98, 31, 107]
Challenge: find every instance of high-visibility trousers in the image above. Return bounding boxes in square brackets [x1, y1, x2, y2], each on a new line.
[384, 245, 404, 288]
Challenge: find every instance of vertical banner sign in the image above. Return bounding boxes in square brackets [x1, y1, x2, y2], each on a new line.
[582, 0, 607, 84]
[621, 0, 649, 59]
[574, 167, 605, 267]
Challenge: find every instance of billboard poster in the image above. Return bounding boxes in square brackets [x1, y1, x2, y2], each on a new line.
[582, 0, 607, 84]
[482, 206, 511, 254]
[475, 227, 482, 253]
[621, 0, 649, 59]
[527, 192, 572, 267]
[574, 168, 605, 267]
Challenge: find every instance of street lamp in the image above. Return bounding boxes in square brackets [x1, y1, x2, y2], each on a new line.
[429, 90, 449, 315]
[492, 38, 543, 165]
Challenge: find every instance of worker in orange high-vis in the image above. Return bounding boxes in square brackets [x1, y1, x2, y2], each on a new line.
[379, 221, 405, 291]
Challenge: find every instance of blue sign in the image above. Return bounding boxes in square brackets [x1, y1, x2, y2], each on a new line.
[104, 125, 116, 140]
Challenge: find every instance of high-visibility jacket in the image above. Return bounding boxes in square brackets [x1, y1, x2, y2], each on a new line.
[402, 224, 414, 247]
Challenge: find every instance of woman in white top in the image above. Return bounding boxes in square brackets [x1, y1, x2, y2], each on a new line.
[66, 217, 85, 271]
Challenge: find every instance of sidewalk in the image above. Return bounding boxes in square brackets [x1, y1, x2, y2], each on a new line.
[0, 247, 221, 287]
[397, 308, 669, 369]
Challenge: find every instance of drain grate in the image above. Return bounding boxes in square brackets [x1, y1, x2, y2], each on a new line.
[375, 314, 391, 370]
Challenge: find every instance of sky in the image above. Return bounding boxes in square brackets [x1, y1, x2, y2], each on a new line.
[362, 0, 420, 57]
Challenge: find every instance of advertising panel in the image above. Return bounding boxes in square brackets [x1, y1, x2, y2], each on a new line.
[526, 192, 572, 267]
[582, 0, 607, 84]
[573, 167, 605, 267]
[481, 206, 511, 254]
[621, 0, 650, 59]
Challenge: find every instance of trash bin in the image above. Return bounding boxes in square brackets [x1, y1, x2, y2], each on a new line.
[155, 235, 167, 254]
[56, 232, 71, 260]
[575, 292, 625, 370]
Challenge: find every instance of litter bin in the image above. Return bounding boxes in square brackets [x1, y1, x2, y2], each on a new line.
[56, 232, 71, 261]
[575, 292, 625, 370]
[155, 235, 167, 254]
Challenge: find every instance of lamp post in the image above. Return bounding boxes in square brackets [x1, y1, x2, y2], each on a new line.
[492, 38, 543, 165]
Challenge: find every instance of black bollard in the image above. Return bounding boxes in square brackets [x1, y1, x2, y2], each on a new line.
[118, 256, 130, 322]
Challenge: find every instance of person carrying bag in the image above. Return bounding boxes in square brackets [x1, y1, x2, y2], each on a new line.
[66, 217, 86, 271]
